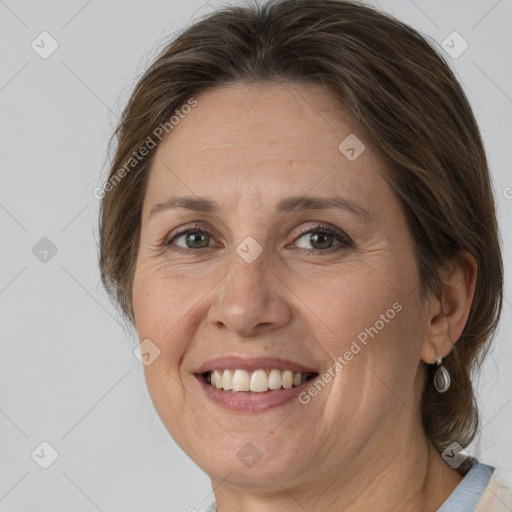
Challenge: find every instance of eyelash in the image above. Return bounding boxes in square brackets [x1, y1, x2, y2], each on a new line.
[163, 222, 353, 255]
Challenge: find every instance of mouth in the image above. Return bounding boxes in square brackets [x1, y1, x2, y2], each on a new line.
[193, 356, 320, 412]
[200, 368, 318, 392]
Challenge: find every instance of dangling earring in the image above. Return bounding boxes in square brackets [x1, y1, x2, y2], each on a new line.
[434, 356, 451, 393]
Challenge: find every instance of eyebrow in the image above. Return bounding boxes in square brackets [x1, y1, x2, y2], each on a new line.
[149, 194, 370, 221]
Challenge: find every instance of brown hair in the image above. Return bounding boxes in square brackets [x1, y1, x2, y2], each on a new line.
[98, 0, 503, 459]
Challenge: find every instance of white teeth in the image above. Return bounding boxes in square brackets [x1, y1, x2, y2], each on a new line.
[249, 369, 268, 392]
[232, 369, 250, 392]
[213, 370, 223, 389]
[282, 370, 293, 389]
[222, 369, 233, 390]
[268, 369, 282, 389]
[207, 369, 311, 392]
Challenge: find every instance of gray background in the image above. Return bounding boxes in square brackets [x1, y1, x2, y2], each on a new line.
[0, 0, 511, 511]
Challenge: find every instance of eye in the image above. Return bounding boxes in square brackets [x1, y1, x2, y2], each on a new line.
[165, 224, 214, 252]
[163, 222, 353, 254]
[293, 223, 352, 252]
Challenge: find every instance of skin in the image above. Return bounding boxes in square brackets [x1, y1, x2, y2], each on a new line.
[132, 82, 478, 512]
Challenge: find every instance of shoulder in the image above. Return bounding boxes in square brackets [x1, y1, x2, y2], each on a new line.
[438, 460, 507, 511]
[475, 465, 512, 512]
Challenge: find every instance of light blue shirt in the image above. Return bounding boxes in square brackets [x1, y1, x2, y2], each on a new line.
[202, 459, 494, 512]
[438, 460, 494, 511]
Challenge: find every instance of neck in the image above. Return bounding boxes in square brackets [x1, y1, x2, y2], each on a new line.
[211, 427, 463, 512]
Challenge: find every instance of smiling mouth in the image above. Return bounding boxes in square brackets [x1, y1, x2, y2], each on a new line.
[201, 369, 319, 392]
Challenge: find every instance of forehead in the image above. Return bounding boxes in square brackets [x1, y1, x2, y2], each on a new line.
[157, 82, 360, 161]
[144, 82, 394, 219]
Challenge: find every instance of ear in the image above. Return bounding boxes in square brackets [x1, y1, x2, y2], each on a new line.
[421, 251, 478, 364]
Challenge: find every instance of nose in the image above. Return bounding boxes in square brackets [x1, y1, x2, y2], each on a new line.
[206, 250, 292, 338]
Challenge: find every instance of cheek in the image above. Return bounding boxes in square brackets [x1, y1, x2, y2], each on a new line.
[300, 264, 403, 350]
[132, 267, 196, 441]
[132, 265, 199, 379]
[133, 260, 200, 336]
[306, 261, 422, 401]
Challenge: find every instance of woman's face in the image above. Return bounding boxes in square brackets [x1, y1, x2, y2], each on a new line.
[132, 82, 429, 489]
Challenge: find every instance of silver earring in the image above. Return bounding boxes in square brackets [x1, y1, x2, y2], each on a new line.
[434, 356, 451, 393]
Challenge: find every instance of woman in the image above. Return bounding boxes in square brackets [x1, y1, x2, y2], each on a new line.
[98, 0, 512, 510]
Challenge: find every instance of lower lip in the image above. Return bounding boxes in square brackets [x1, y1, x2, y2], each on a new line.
[195, 375, 318, 412]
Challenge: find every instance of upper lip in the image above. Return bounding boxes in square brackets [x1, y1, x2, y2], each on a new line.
[195, 356, 319, 374]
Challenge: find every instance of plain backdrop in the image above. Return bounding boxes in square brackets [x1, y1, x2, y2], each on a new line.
[1, 0, 511, 511]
